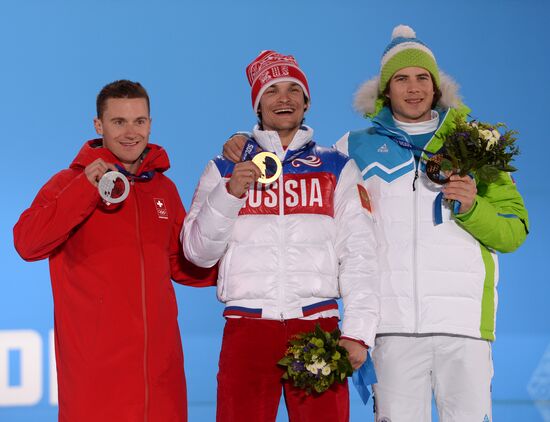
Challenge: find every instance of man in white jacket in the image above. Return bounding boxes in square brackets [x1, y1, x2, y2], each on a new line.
[336, 26, 528, 422]
[182, 50, 379, 422]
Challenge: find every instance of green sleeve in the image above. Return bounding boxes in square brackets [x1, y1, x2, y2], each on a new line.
[454, 172, 529, 253]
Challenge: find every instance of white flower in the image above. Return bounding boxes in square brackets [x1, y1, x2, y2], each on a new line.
[314, 359, 327, 369]
[321, 366, 331, 376]
[305, 364, 318, 374]
[479, 129, 493, 141]
[486, 137, 498, 150]
[479, 128, 500, 150]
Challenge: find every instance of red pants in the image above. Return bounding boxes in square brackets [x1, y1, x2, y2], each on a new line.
[216, 317, 349, 422]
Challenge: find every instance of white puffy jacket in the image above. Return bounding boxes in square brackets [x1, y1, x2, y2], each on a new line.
[335, 107, 528, 341]
[182, 125, 379, 346]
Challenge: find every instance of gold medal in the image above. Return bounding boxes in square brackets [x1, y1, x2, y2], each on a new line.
[252, 152, 282, 184]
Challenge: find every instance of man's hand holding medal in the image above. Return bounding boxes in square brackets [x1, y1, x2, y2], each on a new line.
[84, 158, 117, 186]
[85, 158, 130, 205]
[227, 137, 282, 198]
[227, 161, 262, 198]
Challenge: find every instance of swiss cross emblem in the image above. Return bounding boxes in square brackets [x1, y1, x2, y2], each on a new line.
[154, 198, 168, 219]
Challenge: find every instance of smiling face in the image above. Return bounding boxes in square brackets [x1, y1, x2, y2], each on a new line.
[258, 81, 307, 146]
[386, 66, 435, 123]
[93, 98, 151, 173]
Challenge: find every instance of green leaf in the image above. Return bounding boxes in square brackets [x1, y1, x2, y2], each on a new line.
[278, 356, 292, 366]
[314, 324, 324, 338]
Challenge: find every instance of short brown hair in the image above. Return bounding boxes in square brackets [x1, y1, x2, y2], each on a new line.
[96, 80, 150, 118]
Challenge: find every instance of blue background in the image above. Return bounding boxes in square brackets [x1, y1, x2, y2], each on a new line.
[1, 0, 549, 420]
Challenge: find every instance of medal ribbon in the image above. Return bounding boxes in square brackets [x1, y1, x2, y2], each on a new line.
[372, 123, 465, 225]
[433, 173, 473, 225]
[352, 351, 377, 405]
[114, 164, 155, 182]
[434, 192, 462, 225]
[373, 122, 435, 158]
[240, 139, 259, 162]
[240, 138, 316, 164]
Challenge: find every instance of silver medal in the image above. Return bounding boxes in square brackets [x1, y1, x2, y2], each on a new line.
[98, 171, 130, 204]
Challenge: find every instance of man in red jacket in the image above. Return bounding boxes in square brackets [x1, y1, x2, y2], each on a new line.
[13, 80, 216, 422]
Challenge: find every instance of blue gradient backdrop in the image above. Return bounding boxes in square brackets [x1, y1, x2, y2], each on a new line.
[1, 0, 549, 420]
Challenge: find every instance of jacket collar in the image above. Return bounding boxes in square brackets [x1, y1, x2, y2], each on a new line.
[373, 107, 450, 133]
[370, 107, 454, 156]
[252, 125, 314, 161]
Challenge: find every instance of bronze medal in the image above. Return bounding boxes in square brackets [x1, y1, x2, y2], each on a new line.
[426, 154, 452, 185]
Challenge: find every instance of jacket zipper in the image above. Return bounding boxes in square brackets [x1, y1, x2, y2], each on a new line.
[278, 173, 286, 321]
[133, 182, 149, 422]
[411, 109, 450, 332]
[383, 125, 421, 332]
[412, 169, 419, 191]
[373, 124, 421, 332]
[378, 111, 451, 334]
[412, 155, 420, 333]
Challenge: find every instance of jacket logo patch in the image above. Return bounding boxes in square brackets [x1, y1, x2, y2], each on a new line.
[377, 143, 389, 153]
[357, 184, 372, 212]
[154, 198, 168, 219]
[291, 155, 322, 168]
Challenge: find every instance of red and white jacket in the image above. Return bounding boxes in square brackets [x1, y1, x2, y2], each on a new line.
[14, 139, 216, 422]
[183, 126, 379, 347]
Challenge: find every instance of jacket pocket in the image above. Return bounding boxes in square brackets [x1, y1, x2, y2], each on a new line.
[326, 240, 338, 278]
[218, 245, 235, 301]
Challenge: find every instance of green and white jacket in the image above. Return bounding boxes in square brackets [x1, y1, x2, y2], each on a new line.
[335, 105, 528, 341]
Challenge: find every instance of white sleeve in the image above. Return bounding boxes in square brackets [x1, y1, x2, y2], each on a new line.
[334, 132, 350, 155]
[335, 159, 380, 348]
[181, 160, 246, 268]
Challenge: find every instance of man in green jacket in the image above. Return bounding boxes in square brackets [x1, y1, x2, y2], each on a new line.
[335, 25, 528, 422]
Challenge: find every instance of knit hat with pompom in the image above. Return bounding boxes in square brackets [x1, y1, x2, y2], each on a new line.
[379, 24, 440, 92]
[354, 25, 463, 117]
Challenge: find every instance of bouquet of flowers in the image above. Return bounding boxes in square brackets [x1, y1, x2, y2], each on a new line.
[277, 324, 353, 394]
[427, 116, 520, 185]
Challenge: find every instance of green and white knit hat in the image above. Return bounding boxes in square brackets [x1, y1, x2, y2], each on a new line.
[354, 24, 462, 117]
[379, 24, 440, 92]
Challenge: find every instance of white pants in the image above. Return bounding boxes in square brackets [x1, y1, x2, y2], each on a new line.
[372, 335, 493, 422]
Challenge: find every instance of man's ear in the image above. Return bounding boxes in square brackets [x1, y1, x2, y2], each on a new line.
[93, 117, 103, 136]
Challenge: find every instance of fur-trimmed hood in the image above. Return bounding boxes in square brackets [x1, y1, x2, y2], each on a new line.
[353, 71, 462, 118]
